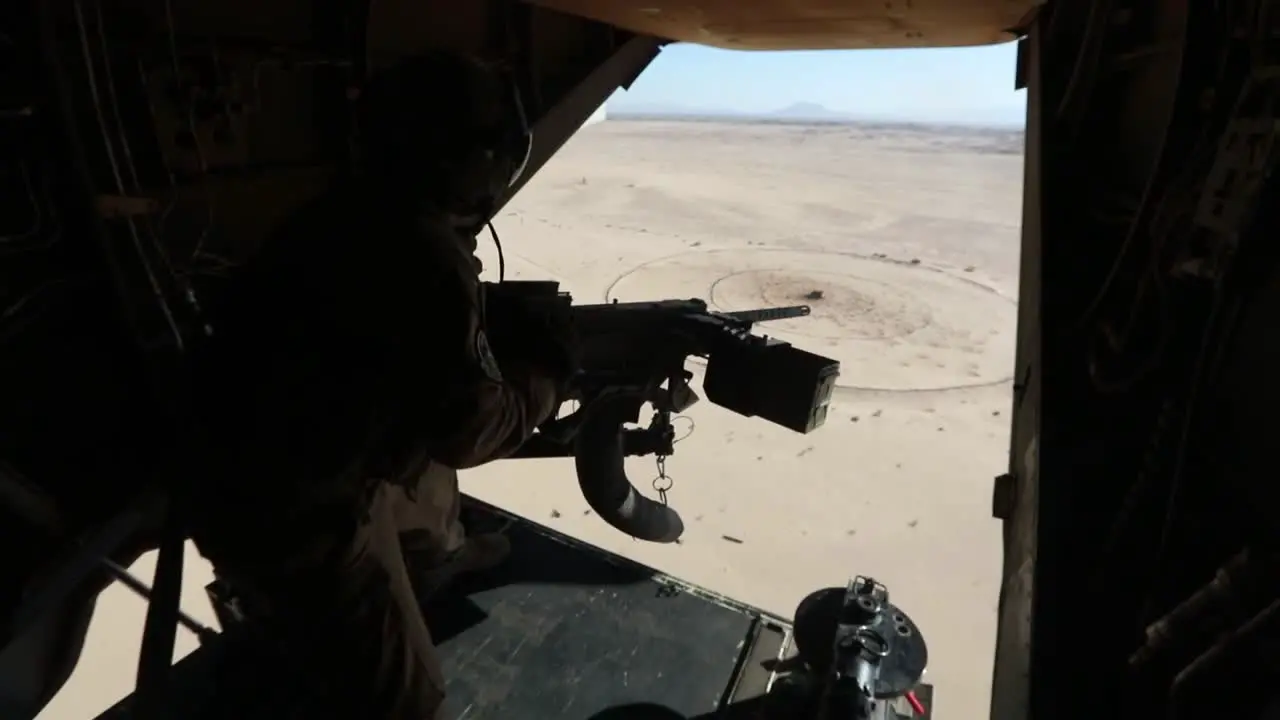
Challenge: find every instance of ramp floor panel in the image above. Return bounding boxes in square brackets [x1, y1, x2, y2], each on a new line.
[94, 499, 774, 720]
[92, 499, 932, 719]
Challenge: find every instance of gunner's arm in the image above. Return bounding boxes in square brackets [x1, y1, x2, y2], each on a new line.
[373, 220, 560, 470]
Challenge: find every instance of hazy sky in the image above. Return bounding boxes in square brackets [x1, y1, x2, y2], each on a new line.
[608, 41, 1026, 126]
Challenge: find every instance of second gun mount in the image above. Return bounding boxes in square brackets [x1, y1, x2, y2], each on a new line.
[788, 577, 930, 720]
[491, 280, 840, 543]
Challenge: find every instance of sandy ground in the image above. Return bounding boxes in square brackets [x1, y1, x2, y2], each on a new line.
[38, 119, 1025, 719]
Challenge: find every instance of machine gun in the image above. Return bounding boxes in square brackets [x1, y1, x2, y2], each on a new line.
[490, 280, 840, 543]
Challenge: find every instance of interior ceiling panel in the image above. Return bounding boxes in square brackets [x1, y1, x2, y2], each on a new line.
[522, 0, 1040, 50]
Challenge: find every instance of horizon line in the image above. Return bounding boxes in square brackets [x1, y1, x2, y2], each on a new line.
[598, 110, 1027, 131]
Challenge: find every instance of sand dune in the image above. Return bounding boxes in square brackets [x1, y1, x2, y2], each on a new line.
[38, 119, 1024, 720]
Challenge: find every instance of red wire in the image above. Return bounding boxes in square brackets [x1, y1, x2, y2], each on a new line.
[906, 690, 926, 716]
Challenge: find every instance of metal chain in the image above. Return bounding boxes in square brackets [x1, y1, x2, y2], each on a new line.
[652, 455, 674, 505]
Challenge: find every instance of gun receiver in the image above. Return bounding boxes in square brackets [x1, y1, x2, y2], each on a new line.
[487, 282, 838, 432]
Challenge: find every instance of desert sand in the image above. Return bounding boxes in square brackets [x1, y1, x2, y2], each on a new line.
[38, 119, 1025, 720]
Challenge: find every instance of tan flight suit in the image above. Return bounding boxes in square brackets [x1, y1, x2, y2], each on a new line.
[190, 180, 560, 718]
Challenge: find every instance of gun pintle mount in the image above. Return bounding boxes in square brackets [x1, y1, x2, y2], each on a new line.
[791, 577, 930, 720]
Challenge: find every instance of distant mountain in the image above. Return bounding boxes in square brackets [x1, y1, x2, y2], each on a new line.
[769, 102, 851, 121]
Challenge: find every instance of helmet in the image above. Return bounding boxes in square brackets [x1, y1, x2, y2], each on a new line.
[354, 50, 533, 217]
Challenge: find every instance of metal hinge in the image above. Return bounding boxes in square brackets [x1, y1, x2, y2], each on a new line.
[992, 472, 1017, 520]
[1015, 37, 1029, 91]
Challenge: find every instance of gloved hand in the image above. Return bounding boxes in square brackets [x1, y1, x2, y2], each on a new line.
[483, 288, 579, 388]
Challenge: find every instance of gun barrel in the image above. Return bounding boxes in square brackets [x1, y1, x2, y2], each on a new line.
[720, 305, 811, 324]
